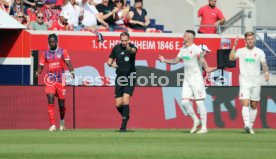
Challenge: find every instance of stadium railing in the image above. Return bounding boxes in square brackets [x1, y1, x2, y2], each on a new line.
[254, 26, 276, 74]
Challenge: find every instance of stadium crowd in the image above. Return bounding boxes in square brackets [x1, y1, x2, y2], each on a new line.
[0, 0, 161, 32]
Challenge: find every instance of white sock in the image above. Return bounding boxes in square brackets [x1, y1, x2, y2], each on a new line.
[249, 107, 257, 129]
[242, 106, 250, 127]
[196, 100, 207, 130]
[181, 100, 198, 122]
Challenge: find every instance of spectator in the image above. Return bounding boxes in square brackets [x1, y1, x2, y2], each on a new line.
[198, 0, 225, 34]
[55, 0, 63, 9]
[0, 0, 12, 13]
[27, 0, 45, 21]
[114, 0, 129, 28]
[128, 0, 150, 32]
[23, 0, 36, 10]
[28, 11, 49, 30]
[109, 0, 126, 7]
[92, 0, 102, 6]
[44, 0, 60, 22]
[96, 0, 127, 31]
[49, 10, 73, 30]
[80, 0, 108, 31]
[10, 0, 28, 16]
[14, 11, 30, 26]
[62, 0, 83, 30]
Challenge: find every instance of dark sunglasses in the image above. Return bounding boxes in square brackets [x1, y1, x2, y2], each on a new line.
[116, 1, 123, 3]
[17, 16, 24, 18]
[37, 16, 44, 19]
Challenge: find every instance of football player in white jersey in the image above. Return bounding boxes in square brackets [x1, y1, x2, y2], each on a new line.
[158, 30, 215, 134]
[229, 32, 269, 134]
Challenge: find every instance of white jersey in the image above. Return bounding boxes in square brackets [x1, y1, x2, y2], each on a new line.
[80, 2, 99, 26]
[62, 3, 82, 27]
[177, 44, 204, 84]
[235, 47, 266, 86]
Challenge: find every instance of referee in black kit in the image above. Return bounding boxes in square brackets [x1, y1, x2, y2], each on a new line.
[107, 32, 137, 132]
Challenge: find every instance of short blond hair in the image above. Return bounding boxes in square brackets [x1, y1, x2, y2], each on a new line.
[244, 32, 254, 38]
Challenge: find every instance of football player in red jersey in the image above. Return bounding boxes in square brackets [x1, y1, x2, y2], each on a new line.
[36, 33, 75, 131]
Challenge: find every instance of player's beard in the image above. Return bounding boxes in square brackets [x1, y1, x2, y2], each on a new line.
[183, 40, 188, 45]
[50, 45, 57, 51]
[246, 44, 254, 50]
[122, 44, 127, 48]
[209, 4, 215, 8]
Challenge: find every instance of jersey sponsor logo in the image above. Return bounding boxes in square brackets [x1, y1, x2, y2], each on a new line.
[182, 56, 191, 61]
[48, 62, 61, 67]
[245, 58, 256, 63]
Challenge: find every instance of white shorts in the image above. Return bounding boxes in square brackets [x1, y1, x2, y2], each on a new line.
[182, 83, 206, 100]
[239, 85, 261, 101]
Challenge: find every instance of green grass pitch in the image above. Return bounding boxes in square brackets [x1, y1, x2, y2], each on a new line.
[0, 129, 276, 159]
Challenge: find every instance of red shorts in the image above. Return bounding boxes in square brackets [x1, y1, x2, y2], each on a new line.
[45, 82, 66, 99]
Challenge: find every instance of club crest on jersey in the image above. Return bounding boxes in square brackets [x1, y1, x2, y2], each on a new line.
[124, 56, 129, 62]
[56, 53, 62, 58]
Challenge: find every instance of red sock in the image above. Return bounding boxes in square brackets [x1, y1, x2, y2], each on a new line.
[48, 104, 55, 125]
[59, 106, 66, 120]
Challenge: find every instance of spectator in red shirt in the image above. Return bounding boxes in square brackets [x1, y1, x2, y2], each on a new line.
[198, 0, 225, 34]
[44, 0, 60, 22]
[49, 10, 73, 30]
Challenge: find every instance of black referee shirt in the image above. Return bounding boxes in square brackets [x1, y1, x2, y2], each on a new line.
[109, 43, 137, 76]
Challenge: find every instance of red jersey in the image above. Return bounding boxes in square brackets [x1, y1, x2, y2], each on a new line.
[198, 5, 224, 34]
[56, 0, 63, 7]
[44, 8, 60, 22]
[39, 48, 70, 83]
[49, 20, 67, 31]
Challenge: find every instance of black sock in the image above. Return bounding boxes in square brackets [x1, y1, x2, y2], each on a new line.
[120, 105, 130, 130]
[116, 106, 123, 116]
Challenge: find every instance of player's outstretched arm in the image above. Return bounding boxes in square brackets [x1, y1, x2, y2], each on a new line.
[65, 60, 75, 79]
[126, 44, 137, 54]
[229, 37, 239, 61]
[158, 55, 180, 64]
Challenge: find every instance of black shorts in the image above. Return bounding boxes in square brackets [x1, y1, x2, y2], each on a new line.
[115, 74, 136, 98]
